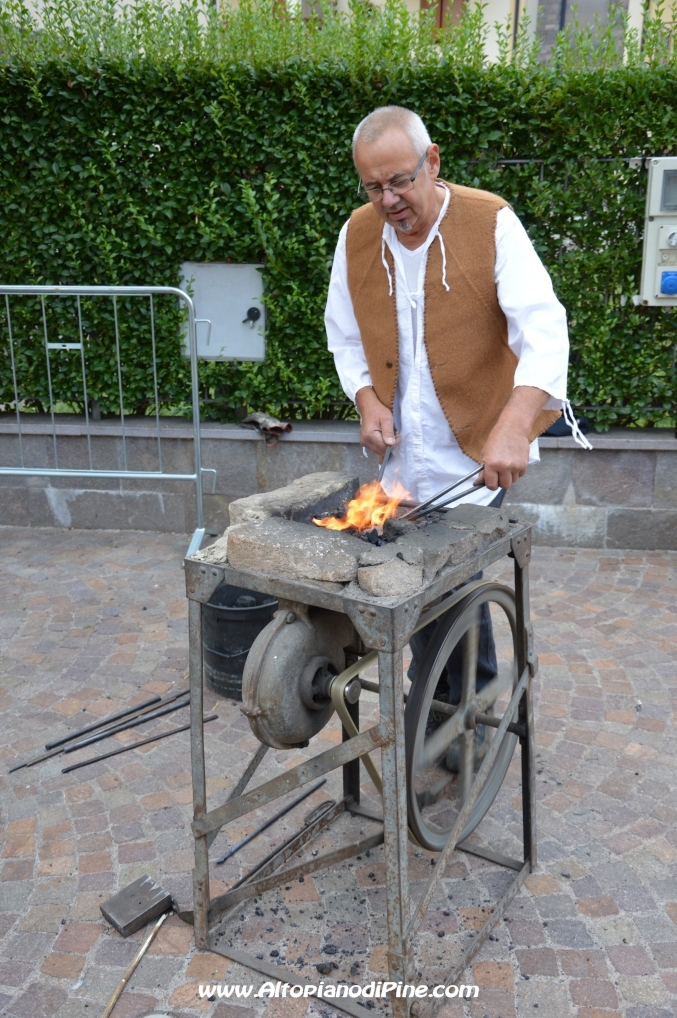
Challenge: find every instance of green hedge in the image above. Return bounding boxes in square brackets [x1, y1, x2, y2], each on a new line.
[1, 0, 676, 428]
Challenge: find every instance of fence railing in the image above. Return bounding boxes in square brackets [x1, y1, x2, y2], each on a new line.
[0, 285, 213, 556]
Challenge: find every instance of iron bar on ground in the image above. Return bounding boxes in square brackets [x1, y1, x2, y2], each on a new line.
[215, 778, 327, 865]
[62, 716, 217, 773]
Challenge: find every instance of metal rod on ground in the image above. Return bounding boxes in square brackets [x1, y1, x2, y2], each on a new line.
[215, 778, 327, 865]
[9, 745, 64, 774]
[9, 687, 190, 774]
[62, 716, 217, 773]
[400, 464, 483, 520]
[231, 799, 337, 890]
[45, 695, 162, 750]
[101, 909, 170, 1018]
[63, 698, 190, 754]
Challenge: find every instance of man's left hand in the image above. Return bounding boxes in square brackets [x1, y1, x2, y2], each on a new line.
[479, 386, 550, 490]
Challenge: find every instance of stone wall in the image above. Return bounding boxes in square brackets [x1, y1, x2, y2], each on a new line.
[1, 415, 676, 549]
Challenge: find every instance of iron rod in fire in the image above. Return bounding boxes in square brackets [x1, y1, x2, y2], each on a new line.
[214, 778, 327, 865]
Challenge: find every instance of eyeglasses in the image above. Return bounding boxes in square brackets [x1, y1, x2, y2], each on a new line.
[357, 150, 428, 203]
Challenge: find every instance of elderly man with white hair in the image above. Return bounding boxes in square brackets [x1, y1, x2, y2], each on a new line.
[325, 105, 587, 768]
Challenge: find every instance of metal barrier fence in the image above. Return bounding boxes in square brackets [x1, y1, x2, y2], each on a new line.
[0, 285, 212, 556]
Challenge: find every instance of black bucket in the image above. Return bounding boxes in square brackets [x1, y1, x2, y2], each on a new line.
[202, 583, 278, 701]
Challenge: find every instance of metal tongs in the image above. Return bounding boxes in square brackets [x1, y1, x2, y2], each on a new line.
[401, 464, 486, 522]
[377, 427, 398, 484]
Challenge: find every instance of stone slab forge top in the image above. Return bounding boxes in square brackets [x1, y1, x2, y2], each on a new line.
[194, 471, 510, 599]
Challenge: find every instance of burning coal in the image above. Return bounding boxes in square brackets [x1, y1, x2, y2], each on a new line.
[312, 479, 411, 533]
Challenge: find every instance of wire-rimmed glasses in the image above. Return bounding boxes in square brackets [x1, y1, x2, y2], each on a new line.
[357, 150, 428, 203]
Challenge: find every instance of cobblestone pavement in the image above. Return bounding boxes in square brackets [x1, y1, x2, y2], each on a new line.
[1, 526, 676, 1018]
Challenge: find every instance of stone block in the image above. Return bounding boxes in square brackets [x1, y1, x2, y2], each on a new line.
[27, 488, 188, 532]
[606, 510, 677, 550]
[357, 556, 423, 596]
[505, 503, 606, 548]
[507, 449, 574, 504]
[443, 502, 507, 531]
[226, 516, 364, 583]
[0, 486, 30, 526]
[653, 453, 677, 508]
[228, 471, 359, 526]
[572, 450, 656, 507]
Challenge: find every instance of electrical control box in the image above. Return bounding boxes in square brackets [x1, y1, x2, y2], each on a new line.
[180, 262, 265, 361]
[639, 157, 677, 306]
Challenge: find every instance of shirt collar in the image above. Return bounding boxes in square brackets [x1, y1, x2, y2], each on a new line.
[383, 183, 450, 295]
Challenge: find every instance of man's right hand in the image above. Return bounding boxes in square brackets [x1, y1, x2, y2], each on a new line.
[355, 386, 400, 458]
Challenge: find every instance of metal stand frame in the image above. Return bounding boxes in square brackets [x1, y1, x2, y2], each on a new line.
[184, 524, 537, 1018]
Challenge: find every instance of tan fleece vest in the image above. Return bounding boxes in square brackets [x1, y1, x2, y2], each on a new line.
[345, 182, 560, 464]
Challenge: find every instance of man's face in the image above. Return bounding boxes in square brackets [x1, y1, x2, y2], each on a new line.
[354, 127, 441, 235]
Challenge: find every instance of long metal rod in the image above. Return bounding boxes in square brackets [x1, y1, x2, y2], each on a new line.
[0, 467, 199, 479]
[379, 648, 412, 1000]
[63, 698, 190, 754]
[229, 799, 340, 893]
[101, 910, 170, 1018]
[149, 294, 163, 473]
[414, 483, 488, 520]
[215, 778, 327, 865]
[189, 596, 210, 949]
[46, 695, 162, 749]
[8, 744, 63, 773]
[41, 295, 59, 469]
[400, 464, 483, 520]
[5, 295, 24, 468]
[61, 715, 217, 773]
[112, 295, 128, 471]
[76, 295, 94, 471]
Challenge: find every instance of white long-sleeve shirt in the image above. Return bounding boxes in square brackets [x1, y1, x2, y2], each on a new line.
[325, 184, 574, 506]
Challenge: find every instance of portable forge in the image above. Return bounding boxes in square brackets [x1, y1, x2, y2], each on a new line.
[183, 472, 537, 1018]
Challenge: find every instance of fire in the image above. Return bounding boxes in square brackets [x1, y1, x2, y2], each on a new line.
[313, 479, 411, 532]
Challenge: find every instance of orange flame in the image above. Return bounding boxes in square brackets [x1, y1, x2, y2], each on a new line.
[313, 479, 411, 532]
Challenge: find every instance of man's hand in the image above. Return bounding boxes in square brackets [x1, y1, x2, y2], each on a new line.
[355, 386, 400, 458]
[479, 386, 550, 490]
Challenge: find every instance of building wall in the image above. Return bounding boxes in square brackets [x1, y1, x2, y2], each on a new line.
[2, 418, 677, 549]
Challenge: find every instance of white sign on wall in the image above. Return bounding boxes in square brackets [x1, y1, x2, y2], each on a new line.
[180, 261, 265, 361]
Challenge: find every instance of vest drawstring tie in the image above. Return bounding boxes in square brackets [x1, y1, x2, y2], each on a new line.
[437, 232, 450, 292]
[381, 234, 393, 296]
[562, 399, 592, 450]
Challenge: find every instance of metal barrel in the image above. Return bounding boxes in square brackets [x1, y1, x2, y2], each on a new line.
[202, 583, 277, 701]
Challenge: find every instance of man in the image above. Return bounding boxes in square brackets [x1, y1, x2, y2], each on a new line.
[325, 106, 587, 765]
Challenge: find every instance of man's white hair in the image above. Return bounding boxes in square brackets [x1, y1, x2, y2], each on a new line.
[352, 106, 432, 161]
